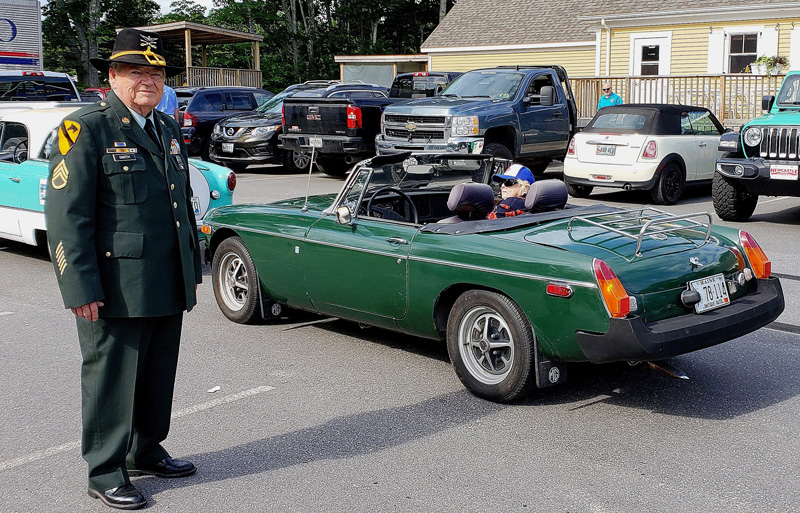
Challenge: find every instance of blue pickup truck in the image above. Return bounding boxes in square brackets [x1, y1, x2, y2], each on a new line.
[376, 66, 578, 173]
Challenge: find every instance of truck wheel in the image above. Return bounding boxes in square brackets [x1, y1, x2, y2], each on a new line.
[484, 143, 513, 161]
[566, 183, 593, 198]
[649, 162, 684, 205]
[713, 172, 758, 221]
[212, 237, 261, 324]
[316, 156, 351, 177]
[446, 290, 535, 403]
[283, 149, 311, 173]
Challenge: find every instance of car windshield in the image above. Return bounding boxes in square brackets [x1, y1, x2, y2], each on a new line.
[256, 90, 293, 113]
[440, 71, 524, 100]
[776, 74, 800, 106]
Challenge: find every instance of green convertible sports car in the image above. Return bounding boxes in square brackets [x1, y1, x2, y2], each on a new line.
[203, 153, 784, 402]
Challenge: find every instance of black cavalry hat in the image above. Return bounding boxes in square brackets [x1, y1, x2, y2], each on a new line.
[90, 28, 183, 77]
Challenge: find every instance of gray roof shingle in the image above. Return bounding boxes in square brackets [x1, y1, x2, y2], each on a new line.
[422, 0, 795, 49]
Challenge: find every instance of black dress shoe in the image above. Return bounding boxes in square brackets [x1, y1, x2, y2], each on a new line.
[87, 483, 146, 510]
[128, 457, 197, 478]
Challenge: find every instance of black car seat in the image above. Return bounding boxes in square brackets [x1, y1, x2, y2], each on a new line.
[525, 179, 568, 213]
[438, 182, 495, 224]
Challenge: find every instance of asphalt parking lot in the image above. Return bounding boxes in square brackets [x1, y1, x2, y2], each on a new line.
[1, 161, 799, 513]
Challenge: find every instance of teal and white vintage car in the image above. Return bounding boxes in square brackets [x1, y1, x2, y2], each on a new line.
[0, 107, 236, 249]
[202, 152, 784, 402]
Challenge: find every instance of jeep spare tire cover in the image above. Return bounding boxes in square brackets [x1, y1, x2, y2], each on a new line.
[189, 163, 211, 221]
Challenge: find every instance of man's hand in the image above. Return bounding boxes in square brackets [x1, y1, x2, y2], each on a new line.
[71, 301, 104, 322]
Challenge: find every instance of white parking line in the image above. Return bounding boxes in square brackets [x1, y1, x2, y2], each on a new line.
[0, 311, 13, 317]
[0, 385, 275, 472]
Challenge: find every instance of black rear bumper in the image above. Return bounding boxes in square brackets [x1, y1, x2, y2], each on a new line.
[576, 277, 784, 363]
[280, 134, 369, 155]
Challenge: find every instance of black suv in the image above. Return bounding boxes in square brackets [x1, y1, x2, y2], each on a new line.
[179, 86, 273, 160]
[210, 81, 388, 172]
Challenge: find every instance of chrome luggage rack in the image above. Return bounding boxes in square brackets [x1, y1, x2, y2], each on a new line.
[567, 207, 713, 259]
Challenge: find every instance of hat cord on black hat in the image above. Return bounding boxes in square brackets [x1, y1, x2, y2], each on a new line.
[110, 46, 166, 67]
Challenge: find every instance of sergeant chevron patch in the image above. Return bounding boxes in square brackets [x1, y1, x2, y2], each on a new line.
[51, 160, 69, 190]
[58, 120, 81, 156]
[55, 241, 67, 276]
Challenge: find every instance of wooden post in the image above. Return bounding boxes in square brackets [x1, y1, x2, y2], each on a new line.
[183, 29, 192, 85]
[202, 45, 207, 67]
[718, 75, 726, 127]
[254, 41, 260, 70]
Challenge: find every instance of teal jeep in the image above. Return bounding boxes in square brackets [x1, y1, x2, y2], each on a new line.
[714, 71, 800, 221]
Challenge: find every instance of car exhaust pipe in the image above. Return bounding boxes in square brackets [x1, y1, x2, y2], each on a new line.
[623, 183, 632, 190]
[345, 155, 357, 164]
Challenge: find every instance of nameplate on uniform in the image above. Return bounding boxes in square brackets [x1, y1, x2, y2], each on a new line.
[112, 154, 137, 162]
[106, 148, 138, 154]
[174, 155, 186, 170]
[170, 139, 181, 155]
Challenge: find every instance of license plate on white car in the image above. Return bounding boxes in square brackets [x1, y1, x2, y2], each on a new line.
[222, 143, 234, 153]
[688, 273, 730, 313]
[769, 164, 798, 180]
[596, 144, 616, 156]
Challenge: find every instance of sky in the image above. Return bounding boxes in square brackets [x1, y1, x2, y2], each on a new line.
[156, 0, 217, 16]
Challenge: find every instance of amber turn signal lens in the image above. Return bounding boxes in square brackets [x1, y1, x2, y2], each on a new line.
[593, 259, 630, 318]
[200, 225, 211, 234]
[739, 231, 771, 278]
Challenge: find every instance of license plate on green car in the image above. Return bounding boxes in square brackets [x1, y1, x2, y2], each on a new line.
[688, 273, 730, 313]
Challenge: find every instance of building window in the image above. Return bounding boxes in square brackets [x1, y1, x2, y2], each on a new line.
[729, 33, 757, 73]
[641, 45, 660, 75]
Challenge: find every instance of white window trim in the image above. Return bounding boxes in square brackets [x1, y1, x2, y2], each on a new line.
[721, 24, 778, 73]
[629, 31, 672, 76]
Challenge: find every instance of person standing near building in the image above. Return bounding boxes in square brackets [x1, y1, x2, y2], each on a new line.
[45, 28, 201, 510]
[158, 83, 180, 121]
[598, 81, 623, 109]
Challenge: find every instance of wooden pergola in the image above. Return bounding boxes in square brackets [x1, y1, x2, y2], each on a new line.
[130, 21, 264, 88]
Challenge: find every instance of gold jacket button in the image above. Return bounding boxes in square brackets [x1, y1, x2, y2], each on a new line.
[106, 251, 111, 257]
[173, 202, 178, 208]
[123, 166, 129, 171]
[176, 221, 181, 227]
[170, 184, 175, 190]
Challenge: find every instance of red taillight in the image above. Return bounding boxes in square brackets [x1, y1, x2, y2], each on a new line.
[739, 231, 771, 278]
[183, 111, 196, 127]
[567, 137, 576, 156]
[593, 259, 630, 318]
[346, 104, 362, 129]
[413, 72, 429, 77]
[23, 71, 44, 76]
[281, 104, 285, 127]
[546, 282, 574, 298]
[642, 140, 657, 159]
[227, 172, 237, 192]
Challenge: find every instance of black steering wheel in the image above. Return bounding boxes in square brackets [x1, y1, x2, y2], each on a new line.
[365, 186, 419, 224]
[12, 140, 27, 164]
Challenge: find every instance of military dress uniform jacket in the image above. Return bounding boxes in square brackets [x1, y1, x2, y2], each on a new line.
[45, 91, 202, 317]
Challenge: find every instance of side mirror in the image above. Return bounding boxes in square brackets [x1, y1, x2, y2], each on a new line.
[762, 95, 775, 112]
[336, 205, 353, 225]
[540, 86, 555, 107]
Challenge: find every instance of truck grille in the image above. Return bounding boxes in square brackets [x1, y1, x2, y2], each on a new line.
[755, 127, 800, 160]
[384, 115, 446, 124]
[385, 128, 445, 140]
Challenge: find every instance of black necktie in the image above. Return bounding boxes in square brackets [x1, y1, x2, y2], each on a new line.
[144, 118, 162, 152]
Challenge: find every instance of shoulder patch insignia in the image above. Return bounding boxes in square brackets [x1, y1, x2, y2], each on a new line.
[55, 241, 67, 276]
[51, 160, 69, 189]
[58, 120, 81, 156]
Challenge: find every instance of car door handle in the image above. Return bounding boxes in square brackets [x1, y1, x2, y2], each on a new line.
[552, 111, 563, 117]
[698, 142, 707, 147]
[385, 236, 408, 245]
[9, 177, 21, 183]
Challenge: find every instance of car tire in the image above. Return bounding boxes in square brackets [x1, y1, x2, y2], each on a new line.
[712, 171, 758, 221]
[566, 183, 593, 198]
[315, 156, 351, 177]
[283, 149, 311, 173]
[446, 290, 535, 403]
[484, 142, 513, 161]
[650, 161, 684, 205]
[211, 236, 261, 324]
[200, 137, 212, 162]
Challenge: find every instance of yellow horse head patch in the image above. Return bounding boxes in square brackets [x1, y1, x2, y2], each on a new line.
[58, 120, 81, 156]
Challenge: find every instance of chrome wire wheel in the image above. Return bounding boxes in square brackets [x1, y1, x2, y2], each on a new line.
[457, 305, 515, 385]
[218, 251, 249, 312]
[293, 149, 311, 170]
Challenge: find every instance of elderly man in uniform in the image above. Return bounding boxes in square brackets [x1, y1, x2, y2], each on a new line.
[45, 28, 201, 510]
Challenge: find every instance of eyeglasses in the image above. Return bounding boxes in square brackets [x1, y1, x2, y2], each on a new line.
[602, 88, 611, 92]
[501, 179, 518, 187]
